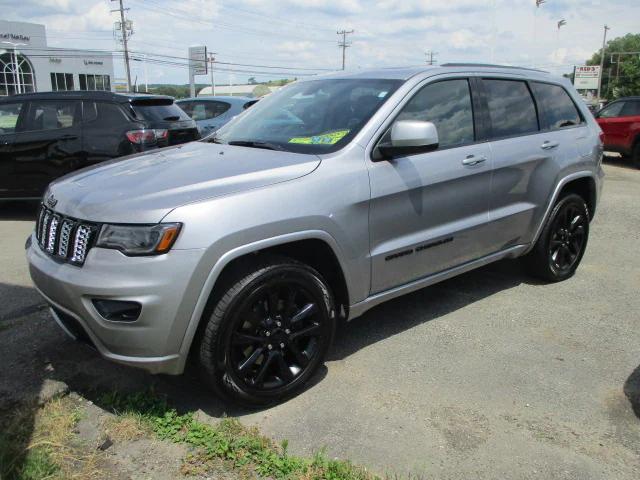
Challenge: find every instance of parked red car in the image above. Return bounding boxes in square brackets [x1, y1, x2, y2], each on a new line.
[595, 97, 640, 167]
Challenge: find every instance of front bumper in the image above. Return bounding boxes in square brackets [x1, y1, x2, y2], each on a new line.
[27, 235, 206, 374]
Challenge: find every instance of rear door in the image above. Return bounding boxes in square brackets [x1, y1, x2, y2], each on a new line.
[367, 77, 494, 293]
[618, 100, 640, 153]
[11, 99, 83, 197]
[596, 101, 626, 151]
[0, 101, 26, 197]
[482, 78, 582, 250]
[82, 100, 135, 163]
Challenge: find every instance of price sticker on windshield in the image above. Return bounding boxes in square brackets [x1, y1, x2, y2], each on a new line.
[289, 130, 350, 145]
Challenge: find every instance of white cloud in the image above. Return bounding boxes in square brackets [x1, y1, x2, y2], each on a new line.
[4, 0, 639, 82]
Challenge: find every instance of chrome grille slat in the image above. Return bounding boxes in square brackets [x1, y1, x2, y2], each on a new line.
[57, 220, 74, 258]
[71, 225, 91, 264]
[46, 216, 60, 253]
[40, 211, 51, 248]
[34, 205, 95, 266]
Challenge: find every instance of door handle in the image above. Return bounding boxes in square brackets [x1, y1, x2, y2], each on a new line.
[541, 141, 560, 150]
[462, 155, 487, 166]
[60, 135, 78, 140]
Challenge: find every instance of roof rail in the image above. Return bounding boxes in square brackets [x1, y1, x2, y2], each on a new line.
[441, 63, 548, 73]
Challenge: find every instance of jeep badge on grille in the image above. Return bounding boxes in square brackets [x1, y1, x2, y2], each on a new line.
[46, 194, 58, 209]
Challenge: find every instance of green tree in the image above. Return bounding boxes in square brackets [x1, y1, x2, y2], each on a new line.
[252, 84, 271, 97]
[247, 77, 257, 85]
[586, 33, 640, 100]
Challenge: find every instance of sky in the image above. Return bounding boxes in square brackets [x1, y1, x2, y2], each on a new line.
[2, 0, 639, 85]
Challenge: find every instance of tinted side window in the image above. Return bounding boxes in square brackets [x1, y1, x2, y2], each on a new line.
[176, 101, 194, 118]
[483, 79, 538, 138]
[597, 102, 624, 118]
[531, 82, 582, 129]
[83, 102, 128, 126]
[0, 102, 24, 134]
[396, 79, 475, 149]
[24, 100, 80, 132]
[620, 101, 640, 117]
[208, 101, 231, 118]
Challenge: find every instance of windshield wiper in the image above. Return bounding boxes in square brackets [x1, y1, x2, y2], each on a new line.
[227, 140, 284, 151]
[163, 115, 181, 121]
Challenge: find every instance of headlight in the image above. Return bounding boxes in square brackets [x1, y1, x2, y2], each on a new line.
[96, 223, 181, 256]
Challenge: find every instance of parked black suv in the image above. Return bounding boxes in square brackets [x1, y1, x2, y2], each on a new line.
[0, 91, 200, 199]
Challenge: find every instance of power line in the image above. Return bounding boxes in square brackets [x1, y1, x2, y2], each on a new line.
[337, 29, 354, 70]
[128, 0, 335, 44]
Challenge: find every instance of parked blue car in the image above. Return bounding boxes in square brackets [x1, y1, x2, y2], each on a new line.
[175, 96, 258, 136]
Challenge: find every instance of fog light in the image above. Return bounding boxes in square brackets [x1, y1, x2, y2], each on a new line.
[92, 299, 141, 322]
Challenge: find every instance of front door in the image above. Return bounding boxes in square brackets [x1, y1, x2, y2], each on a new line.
[367, 78, 494, 294]
[0, 101, 27, 198]
[11, 99, 83, 197]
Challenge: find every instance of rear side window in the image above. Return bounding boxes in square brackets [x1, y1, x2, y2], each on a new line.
[620, 101, 640, 117]
[531, 82, 582, 129]
[23, 100, 80, 132]
[190, 101, 231, 121]
[482, 79, 539, 138]
[597, 102, 624, 118]
[83, 102, 129, 125]
[0, 102, 24, 134]
[396, 79, 475, 149]
[131, 100, 191, 122]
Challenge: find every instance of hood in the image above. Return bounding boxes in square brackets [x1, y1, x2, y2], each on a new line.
[47, 142, 320, 223]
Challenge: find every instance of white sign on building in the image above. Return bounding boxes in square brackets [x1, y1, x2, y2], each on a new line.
[573, 65, 601, 90]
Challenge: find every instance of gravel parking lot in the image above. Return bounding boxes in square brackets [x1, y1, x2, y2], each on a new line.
[1, 160, 639, 479]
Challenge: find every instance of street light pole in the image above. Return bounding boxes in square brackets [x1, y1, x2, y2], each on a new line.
[597, 25, 610, 101]
[1, 41, 27, 95]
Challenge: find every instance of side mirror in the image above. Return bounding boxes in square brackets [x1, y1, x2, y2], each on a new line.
[377, 120, 439, 160]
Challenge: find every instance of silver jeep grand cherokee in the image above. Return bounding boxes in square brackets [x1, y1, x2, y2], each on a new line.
[27, 65, 604, 405]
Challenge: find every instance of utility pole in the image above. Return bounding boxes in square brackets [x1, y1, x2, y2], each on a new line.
[209, 52, 216, 96]
[337, 29, 354, 70]
[597, 24, 610, 101]
[425, 50, 438, 65]
[112, 0, 132, 92]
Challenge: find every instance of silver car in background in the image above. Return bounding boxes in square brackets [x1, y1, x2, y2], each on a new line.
[176, 96, 258, 136]
[27, 64, 604, 406]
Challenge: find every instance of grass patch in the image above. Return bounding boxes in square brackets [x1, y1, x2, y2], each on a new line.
[103, 412, 151, 442]
[101, 390, 378, 480]
[0, 397, 102, 480]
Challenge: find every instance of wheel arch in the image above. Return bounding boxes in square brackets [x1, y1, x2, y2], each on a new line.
[527, 171, 597, 253]
[177, 231, 351, 368]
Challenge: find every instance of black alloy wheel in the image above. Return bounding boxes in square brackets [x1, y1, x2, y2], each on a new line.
[228, 279, 325, 391]
[524, 193, 590, 282]
[198, 256, 335, 406]
[547, 202, 588, 275]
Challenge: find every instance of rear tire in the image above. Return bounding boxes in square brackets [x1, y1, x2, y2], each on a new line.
[524, 193, 590, 282]
[632, 142, 640, 169]
[198, 255, 335, 407]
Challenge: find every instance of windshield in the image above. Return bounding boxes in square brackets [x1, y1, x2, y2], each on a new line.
[209, 78, 402, 154]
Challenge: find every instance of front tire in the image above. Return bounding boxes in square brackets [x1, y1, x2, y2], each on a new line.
[198, 256, 335, 406]
[524, 193, 590, 282]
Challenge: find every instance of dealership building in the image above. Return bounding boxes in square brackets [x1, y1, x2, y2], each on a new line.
[0, 20, 115, 96]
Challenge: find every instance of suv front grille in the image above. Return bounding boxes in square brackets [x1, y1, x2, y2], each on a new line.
[35, 205, 98, 266]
